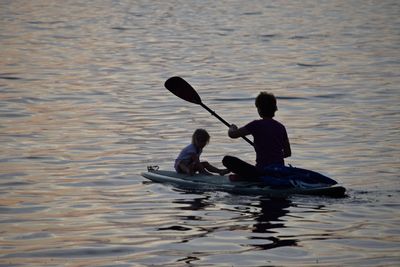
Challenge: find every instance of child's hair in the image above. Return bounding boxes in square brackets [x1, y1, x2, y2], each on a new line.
[192, 128, 210, 144]
[255, 92, 278, 118]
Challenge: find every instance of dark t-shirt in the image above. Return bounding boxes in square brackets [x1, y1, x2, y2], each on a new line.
[245, 118, 289, 167]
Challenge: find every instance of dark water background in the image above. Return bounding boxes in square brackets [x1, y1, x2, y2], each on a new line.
[1, 1, 399, 266]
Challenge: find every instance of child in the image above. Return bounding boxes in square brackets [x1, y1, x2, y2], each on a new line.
[175, 129, 229, 176]
[223, 92, 291, 180]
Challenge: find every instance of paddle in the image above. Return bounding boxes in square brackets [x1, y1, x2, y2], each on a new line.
[164, 76, 254, 146]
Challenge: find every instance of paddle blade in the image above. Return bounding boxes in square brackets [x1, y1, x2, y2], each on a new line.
[164, 76, 202, 105]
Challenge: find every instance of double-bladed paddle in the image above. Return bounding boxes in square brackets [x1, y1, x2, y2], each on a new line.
[164, 76, 254, 146]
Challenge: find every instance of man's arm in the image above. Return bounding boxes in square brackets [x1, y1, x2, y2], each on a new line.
[283, 139, 291, 158]
[228, 124, 250, 139]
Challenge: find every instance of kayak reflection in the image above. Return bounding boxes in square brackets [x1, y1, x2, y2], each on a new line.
[249, 198, 298, 250]
[167, 194, 298, 251]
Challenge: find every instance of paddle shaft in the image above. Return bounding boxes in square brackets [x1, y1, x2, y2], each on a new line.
[200, 102, 254, 146]
[164, 76, 254, 147]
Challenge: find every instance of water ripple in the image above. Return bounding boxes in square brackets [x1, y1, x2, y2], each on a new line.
[0, 0, 399, 266]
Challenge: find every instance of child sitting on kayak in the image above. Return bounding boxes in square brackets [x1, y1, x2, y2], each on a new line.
[175, 129, 229, 176]
[223, 92, 291, 181]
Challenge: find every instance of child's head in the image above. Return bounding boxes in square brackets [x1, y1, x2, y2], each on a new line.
[255, 92, 277, 118]
[192, 128, 210, 149]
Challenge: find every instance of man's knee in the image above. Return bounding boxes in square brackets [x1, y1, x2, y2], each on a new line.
[222, 155, 235, 167]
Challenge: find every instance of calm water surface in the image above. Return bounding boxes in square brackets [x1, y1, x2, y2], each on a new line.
[1, 1, 399, 266]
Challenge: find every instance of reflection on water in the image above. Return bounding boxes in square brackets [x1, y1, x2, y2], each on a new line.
[1, 0, 399, 266]
[155, 195, 299, 261]
[248, 198, 298, 251]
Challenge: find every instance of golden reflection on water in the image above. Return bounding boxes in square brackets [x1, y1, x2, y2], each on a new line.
[1, 0, 399, 266]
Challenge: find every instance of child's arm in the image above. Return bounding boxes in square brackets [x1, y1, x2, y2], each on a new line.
[202, 162, 230, 176]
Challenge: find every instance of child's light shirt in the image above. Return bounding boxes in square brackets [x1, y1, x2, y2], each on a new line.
[174, 144, 202, 171]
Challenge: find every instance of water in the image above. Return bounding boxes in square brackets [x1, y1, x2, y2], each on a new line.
[0, 0, 399, 266]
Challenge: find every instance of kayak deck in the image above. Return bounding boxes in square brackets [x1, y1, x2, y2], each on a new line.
[141, 170, 346, 198]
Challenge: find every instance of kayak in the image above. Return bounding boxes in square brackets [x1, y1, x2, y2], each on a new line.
[141, 166, 346, 198]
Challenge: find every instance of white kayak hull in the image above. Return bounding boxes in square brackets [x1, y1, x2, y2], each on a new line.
[141, 170, 346, 198]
